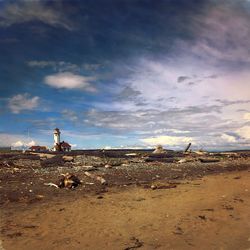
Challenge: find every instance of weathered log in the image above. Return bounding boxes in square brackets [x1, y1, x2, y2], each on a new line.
[199, 158, 220, 163]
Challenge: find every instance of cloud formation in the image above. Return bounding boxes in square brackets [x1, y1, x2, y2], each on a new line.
[12, 140, 36, 148]
[0, 0, 74, 30]
[1, 0, 250, 150]
[0, 132, 39, 147]
[189, 1, 250, 63]
[44, 72, 97, 91]
[28, 61, 79, 72]
[8, 93, 39, 114]
[141, 135, 193, 147]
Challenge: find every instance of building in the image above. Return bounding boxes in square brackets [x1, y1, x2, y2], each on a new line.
[61, 141, 71, 152]
[53, 128, 71, 152]
[54, 128, 60, 145]
[29, 146, 48, 152]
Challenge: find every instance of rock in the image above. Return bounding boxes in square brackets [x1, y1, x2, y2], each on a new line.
[82, 166, 96, 171]
[84, 172, 107, 185]
[198, 215, 207, 220]
[105, 164, 112, 169]
[121, 163, 130, 167]
[233, 176, 241, 179]
[148, 183, 177, 190]
[62, 156, 74, 162]
[96, 176, 107, 185]
[173, 226, 183, 235]
[178, 159, 187, 163]
[124, 237, 143, 250]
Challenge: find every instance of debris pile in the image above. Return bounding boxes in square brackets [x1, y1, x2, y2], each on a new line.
[58, 173, 81, 189]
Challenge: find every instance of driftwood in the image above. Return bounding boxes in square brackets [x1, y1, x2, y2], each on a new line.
[58, 173, 81, 188]
[152, 145, 166, 154]
[44, 182, 59, 188]
[199, 158, 220, 163]
[44, 173, 81, 189]
[184, 143, 192, 152]
[84, 171, 107, 185]
[144, 183, 177, 190]
[145, 157, 175, 163]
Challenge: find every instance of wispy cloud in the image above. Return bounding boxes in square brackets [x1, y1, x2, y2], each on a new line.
[44, 72, 97, 91]
[8, 93, 39, 114]
[0, 0, 74, 30]
[27, 60, 101, 74]
[27, 61, 79, 72]
[61, 109, 78, 122]
[189, 1, 250, 63]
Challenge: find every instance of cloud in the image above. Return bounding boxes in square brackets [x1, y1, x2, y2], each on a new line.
[61, 109, 78, 122]
[153, 129, 191, 135]
[115, 57, 250, 113]
[243, 113, 250, 121]
[141, 135, 193, 147]
[177, 76, 190, 83]
[221, 133, 236, 143]
[0, 1, 74, 30]
[27, 61, 79, 72]
[84, 106, 222, 133]
[11, 140, 36, 148]
[0, 133, 40, 147]
[8, 93, 39, 114]
[44, 72, 97, 91]
[236, 126, 250, 139]
[190, 2, 250, 63]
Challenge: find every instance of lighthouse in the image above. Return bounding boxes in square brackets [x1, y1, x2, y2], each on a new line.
[52, 128, 71, 152]
[53, 128, 61, 151]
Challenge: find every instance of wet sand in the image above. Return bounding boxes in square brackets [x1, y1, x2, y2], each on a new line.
[1, 170, 250, 250]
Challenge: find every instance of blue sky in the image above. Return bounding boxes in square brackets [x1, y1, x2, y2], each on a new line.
[0, 0, 250, 150]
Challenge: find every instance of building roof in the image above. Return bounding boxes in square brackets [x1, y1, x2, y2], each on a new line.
[29, 146, 47, 150]
[61, 142, 71, 148]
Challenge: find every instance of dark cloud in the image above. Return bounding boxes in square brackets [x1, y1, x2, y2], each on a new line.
[117, 86, 142, 102]
[177, 76, 190, 83]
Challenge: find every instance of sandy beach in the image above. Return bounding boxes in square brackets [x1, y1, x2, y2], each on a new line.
[1, 169, 250, 250]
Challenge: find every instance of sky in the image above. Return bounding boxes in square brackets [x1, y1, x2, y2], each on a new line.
[0, 0, 250, 150]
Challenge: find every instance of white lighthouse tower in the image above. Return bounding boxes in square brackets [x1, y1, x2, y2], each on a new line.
[53, 128, 61, 151]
